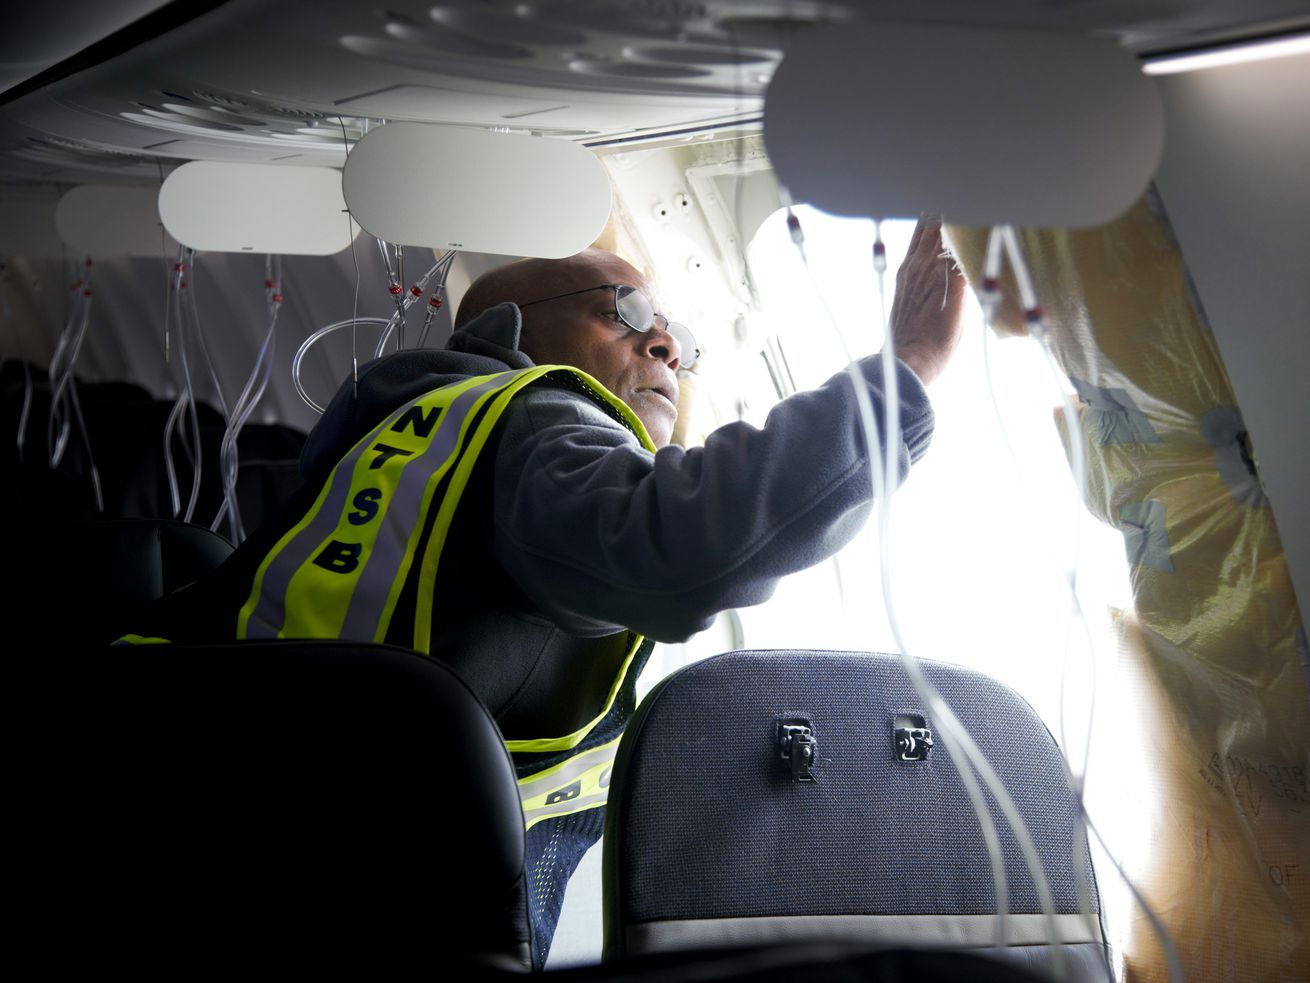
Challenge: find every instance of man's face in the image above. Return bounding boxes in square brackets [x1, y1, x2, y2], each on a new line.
[516, 254, 683, 448]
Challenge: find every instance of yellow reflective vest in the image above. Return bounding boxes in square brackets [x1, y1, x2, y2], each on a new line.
[129, 364, 657, 830]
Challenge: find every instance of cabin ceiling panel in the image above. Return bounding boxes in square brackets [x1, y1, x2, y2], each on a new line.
[1, 0, 1308, 186]
[0, 0, 172, 95]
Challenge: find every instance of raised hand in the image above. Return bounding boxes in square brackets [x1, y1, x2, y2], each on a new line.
[888, 217, 967, 385]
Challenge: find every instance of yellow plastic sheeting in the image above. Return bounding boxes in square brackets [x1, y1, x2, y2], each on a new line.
[948, 197, 1309, 981]
[1112, 613, 1307, 980]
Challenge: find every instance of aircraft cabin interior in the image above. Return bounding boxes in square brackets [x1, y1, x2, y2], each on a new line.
[3, 1, 1307, 979]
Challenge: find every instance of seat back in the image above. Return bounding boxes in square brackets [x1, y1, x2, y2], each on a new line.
[14, 517, 234, 647]
[230, 420, 309, 535]
[604, 649, 1111, 980]
[16, 640, 532, 972]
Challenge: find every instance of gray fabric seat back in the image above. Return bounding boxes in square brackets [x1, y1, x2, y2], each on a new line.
[603, 649, 1112, 981]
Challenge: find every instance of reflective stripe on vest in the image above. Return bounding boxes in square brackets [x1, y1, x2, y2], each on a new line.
[510, 631, 648, 828]
[239, 371, 507, 643]
[505, 632, 645, 755]
[518, 734, 622, 831]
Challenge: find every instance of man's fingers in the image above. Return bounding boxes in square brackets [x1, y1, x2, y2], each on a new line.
[909, 219, 945, 271]
[905, 224, 924, 254]
[898, 217, 941, 286]
[905, 215, 931, 254]
[886, 215, 966, 386]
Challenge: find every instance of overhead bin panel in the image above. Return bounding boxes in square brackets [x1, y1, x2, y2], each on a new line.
[158, 162, 357, 255]
[0, 198, 64, 258]
[764, 23, 1163, 227]
[342, 123, 611, 257]
[56, 184, 178, 257]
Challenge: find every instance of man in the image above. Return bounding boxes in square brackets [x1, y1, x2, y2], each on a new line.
[125, 217, 964, 962]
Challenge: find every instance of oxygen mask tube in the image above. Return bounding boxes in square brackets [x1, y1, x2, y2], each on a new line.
[47, 260, 90, 465]
[186, 250, 235, 527]
[1, 263, 36, 465]
[293, 242, 395, 413]
[187, 250, 230, 430]
[416, 285, 447, 350]
[292, 249, 457, 414]
[65, 376, 103, 511]
[784, 208, 1065, 972]
[981, 227, 1096, 785]
[975, 230, 1100, 795]
[984, 227, 1183, 983]
[161, 250, 183, 515]
[373, 250, 456, 357]
[292, 313, 390, 414]
[46, 259, 104, 511]
[43, 273, 77, 461]
[981, 224, 1105, 960]
[394, 243, 406, 349]
[876, 222, 1066, 970]
[212, 255, 283, 542]
[174, 253, 204, 522]
[162, 248, 205, 522]
[336, 117, 362, 397]
[377, 238, 405, 348]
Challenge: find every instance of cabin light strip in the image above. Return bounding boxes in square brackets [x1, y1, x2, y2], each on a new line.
[1142, 31, 1310, 75]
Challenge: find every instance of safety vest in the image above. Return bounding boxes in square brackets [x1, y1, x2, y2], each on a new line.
[128, 365, 657, 831]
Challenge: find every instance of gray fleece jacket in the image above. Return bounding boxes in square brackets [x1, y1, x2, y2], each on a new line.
[295, 301, 935, 740]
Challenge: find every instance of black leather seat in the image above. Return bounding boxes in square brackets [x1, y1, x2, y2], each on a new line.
[14, 517, 234, 647]
[15, 640, 532, 972]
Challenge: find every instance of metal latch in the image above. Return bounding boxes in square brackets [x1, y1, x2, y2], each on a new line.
[776, 719, 818, 783]
[894, 714, 933, 762]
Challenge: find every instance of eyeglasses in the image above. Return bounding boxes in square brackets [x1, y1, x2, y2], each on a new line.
[517, 283, 700, 368]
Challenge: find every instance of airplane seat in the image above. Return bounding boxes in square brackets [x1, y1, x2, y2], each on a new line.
[0, 368, 228, 520]
[235, 420, 306, 460]
[14, 639, 534, 972]
[603, 649, 1113, 982]
[1, 365, 72, 513]
[74, 395, 301, 526]
[232, 421, 308, 534]
[2, 369, 153, 499]
[3, 458, 89, 517]
[235, 456, 304, 532]
[2, 359, 49, 452]
[93, 396, 226, 518]
[13, 516, 234, 646]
